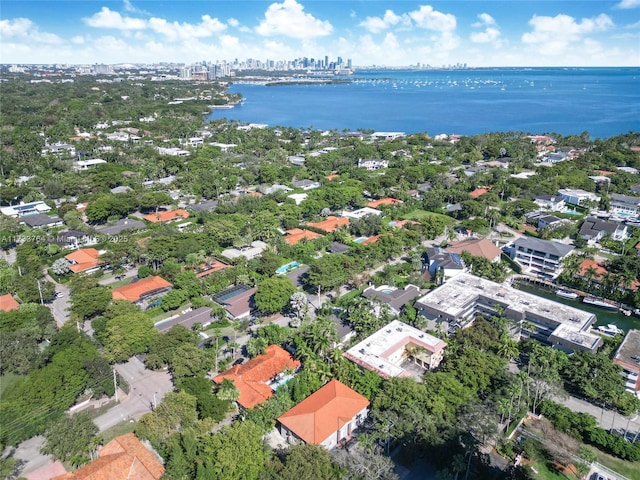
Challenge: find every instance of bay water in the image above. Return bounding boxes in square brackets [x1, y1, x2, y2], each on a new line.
[208, 67, 640, 138]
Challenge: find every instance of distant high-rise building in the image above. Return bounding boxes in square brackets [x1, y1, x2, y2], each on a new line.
[325, 55, 329, 69]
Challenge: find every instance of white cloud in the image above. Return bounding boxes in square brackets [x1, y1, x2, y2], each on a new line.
[470, 13, 501, 44]
[220, 35, 239, 48]
[408, 5, 456, 32]
[522, 13, 614, 54]
[359, 10, 408, 34]
[0, 17, 33, 36]
[470, 27, 501, 44]
[84, 7, 146, 30]
[148, 15, 226, 40]
[0, 17, 63, 44]
[122, 0, 150, 15]
[615, 0, 640, 8]
[71, 35, 85, 44]
[228, 18, 239, 28]
[473, 13, 496, 27]
[255, 0, 333, 39]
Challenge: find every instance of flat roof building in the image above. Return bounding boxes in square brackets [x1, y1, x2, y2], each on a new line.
[344, 320, 447, 378]
[613, 329, 640, 393]
[414, 273, 602, 353]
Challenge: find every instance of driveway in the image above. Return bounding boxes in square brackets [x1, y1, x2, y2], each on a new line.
[98, 267, 139, 286]
[93, 357, 172, 432]
[42, 269, 71, 327]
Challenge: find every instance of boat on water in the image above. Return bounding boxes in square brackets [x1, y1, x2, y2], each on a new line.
[555, 289, 578, 299]
[596, 324, 624, 336]
[210, 104, 236, 110]
[583, 296, 618, 311]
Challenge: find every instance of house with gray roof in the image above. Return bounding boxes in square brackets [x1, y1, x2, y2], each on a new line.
[362, 284, 422, 316]
[21, 214, 64, 229]
[511, 237, 574, 277]
[425, 246, 465, 281]
[96, 218, 145, 236]
[610, 193, 640, 216]
[187, 200, 218, 213]
[579, 216, 628, 243]
[154, 306, 213, 333]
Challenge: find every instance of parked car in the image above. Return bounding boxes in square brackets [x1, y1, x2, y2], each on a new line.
[55, 291, 64, 298]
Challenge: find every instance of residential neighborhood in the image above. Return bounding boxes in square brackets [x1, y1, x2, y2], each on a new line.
[1, 73, 640, 480]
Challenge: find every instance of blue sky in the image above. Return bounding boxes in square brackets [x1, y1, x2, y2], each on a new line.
[1, 1, 639, 66]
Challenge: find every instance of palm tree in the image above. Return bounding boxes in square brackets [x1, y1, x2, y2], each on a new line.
[497, 398, 510, 425]
[216, 378, 239, 402]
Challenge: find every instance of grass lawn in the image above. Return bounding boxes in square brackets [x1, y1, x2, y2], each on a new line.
[0, 373, 23, 397]
[101, 420, 136, 444]
[592, 447, 640, 480]
[402, 209, 455, 224]
[521, 459, 573, 480]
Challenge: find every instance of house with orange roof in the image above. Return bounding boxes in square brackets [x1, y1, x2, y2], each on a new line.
[469, 186, 492, 199]
[213, 345, 300, 409]
[142, 209, 190, 223]
[307, 216, 350, 233]
[52, 433, 164, 480]
[112, 276, 172, 304]
[277, 379, 369, 449]
[64, 248, 104, 273]
[284, 228, 323, 245]
[367, 198, 403, 208]
[446, 238, 502, 263]
[0, 294, 19, 312]
[325, 173, 339, 181]
[577, 259, 607, 282]
[193, 258, 232, 278]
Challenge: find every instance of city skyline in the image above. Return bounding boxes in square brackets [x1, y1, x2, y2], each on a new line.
[1, 1, 639, 67]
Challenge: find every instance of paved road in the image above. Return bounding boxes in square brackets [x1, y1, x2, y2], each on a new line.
[98, 267, 139, 286]
[558, 394, 640, 439]
[93, 357, 173, 432]
[43, 269, 71, 327]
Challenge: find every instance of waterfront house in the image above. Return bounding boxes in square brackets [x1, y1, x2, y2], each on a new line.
[613, 330, 640, 393]
[446, 238, 502, 263]
[511, 237, 574, 277]
[414, 273, 601, 353]
[579, 216, 628, 243]
[610, 193, 640, 216]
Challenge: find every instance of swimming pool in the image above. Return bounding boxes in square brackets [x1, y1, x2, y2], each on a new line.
[276, 261, 300, 274]
[353, 237, 368, 243]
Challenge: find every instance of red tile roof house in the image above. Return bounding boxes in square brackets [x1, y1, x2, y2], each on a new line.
[284, 228, 323, 245]
[112, 276, 173, 305]
[52, 433, 164, 480]
[446, 238, 502, 263]
[0, 293, 20, 312]
[64, 248, 104, 274]
[142, 208, 190, 223]
[306, 216, 350, 233]
[367, 198, 403, 208]
[213, 345, 300, 409]
[277, 379, 369, 450]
